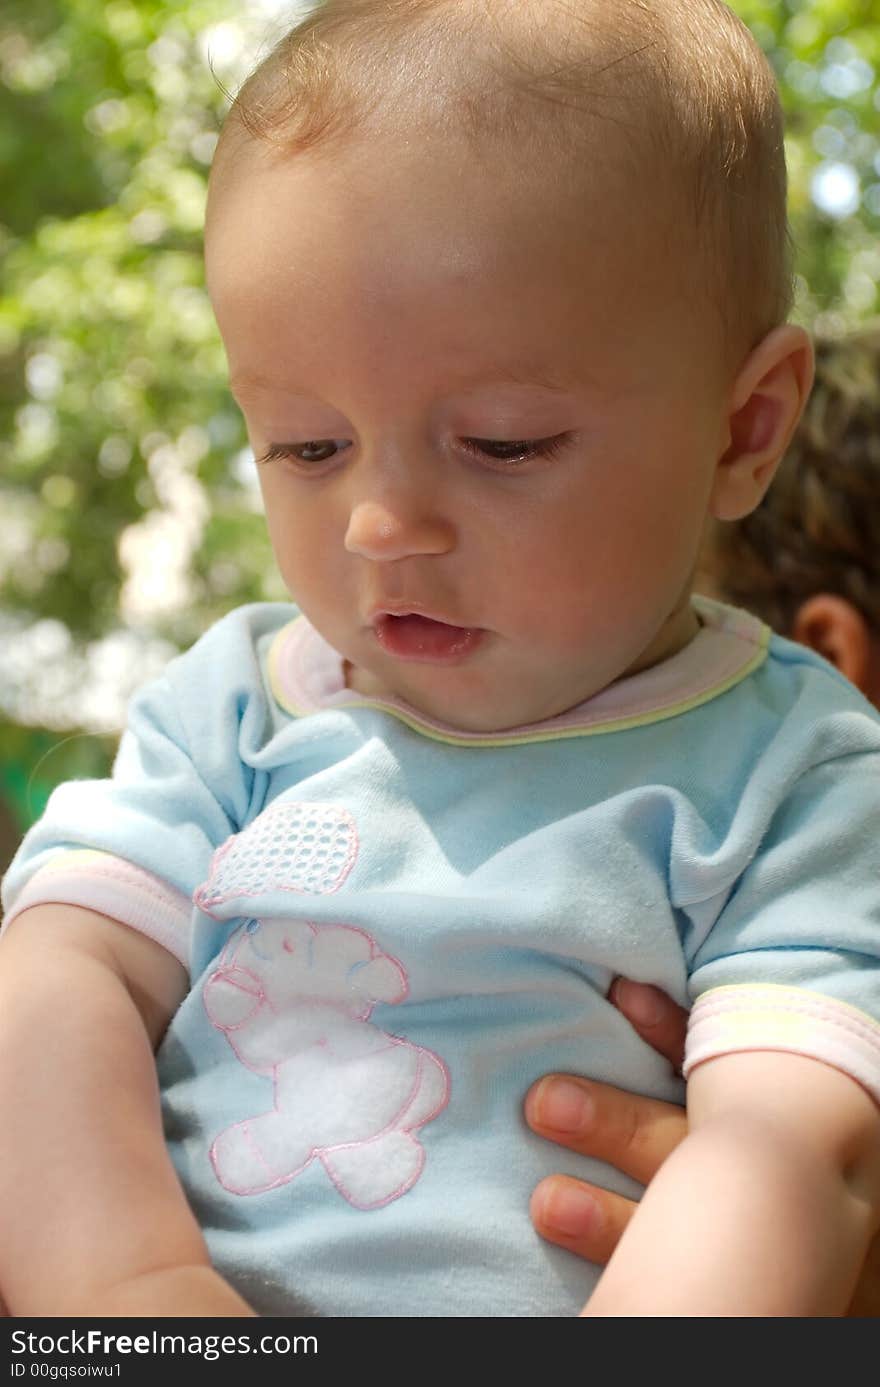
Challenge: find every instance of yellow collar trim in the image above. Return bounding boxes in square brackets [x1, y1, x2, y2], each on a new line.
[267, 601, 770, 748]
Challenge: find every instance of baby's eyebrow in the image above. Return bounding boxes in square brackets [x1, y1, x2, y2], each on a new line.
[468, 370, 577, 395]
[229, 373, 295, 398]
[228, 368, 583, 403]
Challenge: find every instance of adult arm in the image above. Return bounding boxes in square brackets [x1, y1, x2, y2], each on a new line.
[0, 904, 255, 1317]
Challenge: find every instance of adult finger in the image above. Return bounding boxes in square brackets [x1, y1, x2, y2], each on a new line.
[524, 1073, 686, 1185]
[609, 976, 688, 1070]
[530, 1175, 638, 1266]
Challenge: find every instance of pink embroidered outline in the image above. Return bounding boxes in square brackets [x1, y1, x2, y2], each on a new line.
[204, 917, 450, 1208]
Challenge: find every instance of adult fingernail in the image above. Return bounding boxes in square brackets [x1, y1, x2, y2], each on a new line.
[611, 977, 666, 1028]
[531, 1077, 593, 1133]
[535, 1179, 601, 1237]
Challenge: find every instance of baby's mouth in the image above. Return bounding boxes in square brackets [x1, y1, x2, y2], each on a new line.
[372, 613, 484, 664]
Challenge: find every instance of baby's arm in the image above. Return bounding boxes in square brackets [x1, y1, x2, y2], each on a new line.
[0, 904, 254, 1317]
[582, 1049, 880, 1316]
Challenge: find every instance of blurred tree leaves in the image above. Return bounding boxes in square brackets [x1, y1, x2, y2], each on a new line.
[0, 0, 279, 678]
[737, 0, 880, 326]
[1, 0, 879, 765]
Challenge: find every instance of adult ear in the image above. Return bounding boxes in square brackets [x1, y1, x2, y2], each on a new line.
[711, 325, 814, 522]
[792, 593, 871, 695]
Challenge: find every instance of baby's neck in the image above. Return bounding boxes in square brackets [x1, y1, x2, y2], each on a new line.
[621, 595, 702, 682]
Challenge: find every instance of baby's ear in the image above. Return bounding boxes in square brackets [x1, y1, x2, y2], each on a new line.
[710, 325, 814, 522]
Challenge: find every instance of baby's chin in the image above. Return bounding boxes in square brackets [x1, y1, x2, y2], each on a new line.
[342, 660, 574, 734]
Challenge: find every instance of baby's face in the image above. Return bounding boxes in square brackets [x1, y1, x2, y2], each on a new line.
[207, 133, 732, 732]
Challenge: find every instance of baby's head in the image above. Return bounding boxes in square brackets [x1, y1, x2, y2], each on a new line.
[214, 0, 792, 357]
[205, 0, 813, 733]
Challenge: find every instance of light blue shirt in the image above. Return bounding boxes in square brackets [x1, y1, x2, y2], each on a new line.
[5, 598, 880, 1316]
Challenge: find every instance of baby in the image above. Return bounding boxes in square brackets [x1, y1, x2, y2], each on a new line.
[3, 0, 880, 1318]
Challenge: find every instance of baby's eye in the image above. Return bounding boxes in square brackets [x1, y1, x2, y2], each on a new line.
[259, 440, 350, 465]
[460, 434, 572, 465]
[295, 440, 346, 462]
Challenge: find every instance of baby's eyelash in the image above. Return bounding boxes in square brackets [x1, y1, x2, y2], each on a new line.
[459, 433, 574, 465]
[257, 440, 349, 466]
[256, 434, 574, 469]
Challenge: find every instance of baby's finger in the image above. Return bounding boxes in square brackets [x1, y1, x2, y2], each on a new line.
[609, 977, 688, 1070]
[525, 1073, 686, 1185]
[530, 1175, 637, 1266]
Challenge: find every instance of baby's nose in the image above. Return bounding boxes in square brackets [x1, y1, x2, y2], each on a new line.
[344, 498, 455, 561]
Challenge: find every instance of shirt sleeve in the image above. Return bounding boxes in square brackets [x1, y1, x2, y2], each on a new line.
[1, 610, 271, 966]
[683, 752, 880, 1103]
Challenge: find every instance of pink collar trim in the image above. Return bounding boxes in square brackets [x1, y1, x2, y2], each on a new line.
[267, 598, 770, 745]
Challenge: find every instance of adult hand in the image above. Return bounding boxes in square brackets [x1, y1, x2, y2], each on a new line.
[525, 979, 687, 1265]
[525, 978, 880, 1316]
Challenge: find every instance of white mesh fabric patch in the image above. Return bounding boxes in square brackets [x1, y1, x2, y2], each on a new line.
[195, 801, 357, 914]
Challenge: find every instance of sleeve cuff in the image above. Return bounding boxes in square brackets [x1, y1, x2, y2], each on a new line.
[2, 850, 192, 966]
[684, 983, 880, 1106]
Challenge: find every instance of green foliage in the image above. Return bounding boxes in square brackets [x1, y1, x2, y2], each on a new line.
[0, 0, 277, 666]
[0, 717, 115, 834]
[736, 0, 880, 325]
[1, 0, 879, 806]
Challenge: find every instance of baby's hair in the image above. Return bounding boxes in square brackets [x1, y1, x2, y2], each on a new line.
[706, 325, 880, 633]
[211, 0, 792, 356]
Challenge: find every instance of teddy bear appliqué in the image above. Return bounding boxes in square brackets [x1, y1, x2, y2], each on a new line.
[203, 914, 449, 1209]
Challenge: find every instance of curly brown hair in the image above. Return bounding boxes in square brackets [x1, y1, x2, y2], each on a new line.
[703, 324, 880, 635]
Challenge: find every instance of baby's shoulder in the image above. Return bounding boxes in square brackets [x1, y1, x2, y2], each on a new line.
[759, 624, 880, 742]
[124, 602, 301, 764]
[173, 601, 299, 671]
[712, 620, 880, 826]
[151, 601, 299, 702]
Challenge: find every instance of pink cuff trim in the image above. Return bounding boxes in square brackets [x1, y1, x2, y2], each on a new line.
[2, 851, 191, 965]
[684, 984, 880, 1106]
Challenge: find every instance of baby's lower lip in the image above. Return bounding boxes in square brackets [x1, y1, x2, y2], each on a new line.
[373, 614, 484, 663]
